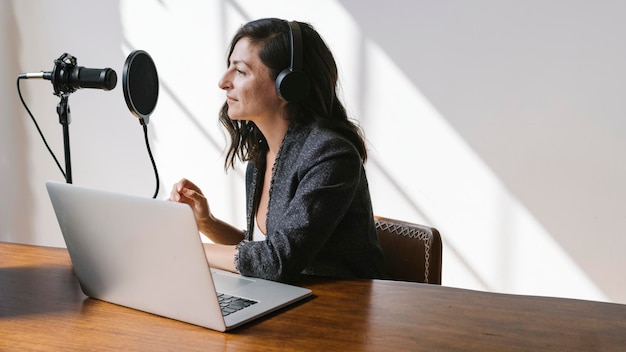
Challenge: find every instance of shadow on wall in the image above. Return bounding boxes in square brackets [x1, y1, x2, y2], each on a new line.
[335, 0, 615, 302]
[1, 1, 33, 244]
[7, 0, 133, 248]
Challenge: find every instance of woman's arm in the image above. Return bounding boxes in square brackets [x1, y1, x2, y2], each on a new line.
[169, 178, 245, 245]
[202, 243, 238, 273]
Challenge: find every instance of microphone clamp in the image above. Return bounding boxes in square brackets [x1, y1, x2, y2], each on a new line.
[49, 53, 117, 96]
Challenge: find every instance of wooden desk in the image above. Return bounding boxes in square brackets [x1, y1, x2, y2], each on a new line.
[1, 242, 625, 351]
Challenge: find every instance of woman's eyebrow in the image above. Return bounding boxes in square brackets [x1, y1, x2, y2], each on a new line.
[230, 59, 250, 67]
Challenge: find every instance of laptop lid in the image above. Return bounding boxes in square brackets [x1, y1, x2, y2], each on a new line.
[45, 181, 311, 331]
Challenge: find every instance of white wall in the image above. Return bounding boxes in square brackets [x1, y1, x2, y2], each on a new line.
[2, 0, 625, 304]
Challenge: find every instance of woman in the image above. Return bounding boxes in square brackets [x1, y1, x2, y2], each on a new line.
[170, 18, 387, 283]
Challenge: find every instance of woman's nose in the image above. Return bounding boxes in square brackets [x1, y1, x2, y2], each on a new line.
[218, 71, 231, 90]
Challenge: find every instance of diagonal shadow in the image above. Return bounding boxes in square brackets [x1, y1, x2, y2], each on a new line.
[121, 36, 223, 153]
[0, 265, 85, 318]
[352, 22, 491, 290]
[367, 157, 492, 290]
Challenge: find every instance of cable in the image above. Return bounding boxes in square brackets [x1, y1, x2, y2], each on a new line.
[142, 124, 160, 199]
[17, 77, 67, 180]
[18, 76, 159, 198]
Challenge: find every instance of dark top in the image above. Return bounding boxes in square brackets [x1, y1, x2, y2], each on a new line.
[234, 121, 387, 283]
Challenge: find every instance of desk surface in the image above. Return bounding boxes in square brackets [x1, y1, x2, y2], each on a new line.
[1, 242, 625, 351]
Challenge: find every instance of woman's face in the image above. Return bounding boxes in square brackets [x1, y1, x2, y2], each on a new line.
[218, 37, 286, 121]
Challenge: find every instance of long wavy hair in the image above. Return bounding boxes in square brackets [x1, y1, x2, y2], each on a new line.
[219, 18, 367, 170]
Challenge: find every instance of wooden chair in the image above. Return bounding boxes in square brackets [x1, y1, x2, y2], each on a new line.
[374, 216, 443, 284]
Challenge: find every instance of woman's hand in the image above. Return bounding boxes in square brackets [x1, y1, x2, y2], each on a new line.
[169, 178, 245, 245]
[169, 178, 212, 235]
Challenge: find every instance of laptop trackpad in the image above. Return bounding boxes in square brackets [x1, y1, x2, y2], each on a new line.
[212, 270, 255, 292]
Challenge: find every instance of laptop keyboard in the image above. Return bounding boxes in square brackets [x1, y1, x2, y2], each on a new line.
[217, 293, 258, 316]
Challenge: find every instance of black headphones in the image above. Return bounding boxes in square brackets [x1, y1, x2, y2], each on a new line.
[275, 21, 310, 102]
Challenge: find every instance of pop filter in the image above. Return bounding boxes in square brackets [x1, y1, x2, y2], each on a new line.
[122, 50, 159, 125]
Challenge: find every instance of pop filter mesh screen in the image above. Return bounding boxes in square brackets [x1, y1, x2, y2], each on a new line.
[124, 51, 158, 119]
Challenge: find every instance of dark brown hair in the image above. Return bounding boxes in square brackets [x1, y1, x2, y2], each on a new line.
[219, 18, 367, 170]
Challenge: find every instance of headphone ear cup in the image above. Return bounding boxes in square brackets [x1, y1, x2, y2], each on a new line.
[276, 67, 310, 103]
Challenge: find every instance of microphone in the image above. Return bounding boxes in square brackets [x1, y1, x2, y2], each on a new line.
[19, 53, 117, 95]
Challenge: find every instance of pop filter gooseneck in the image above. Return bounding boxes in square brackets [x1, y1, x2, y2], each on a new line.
[122, 50, 160, 198]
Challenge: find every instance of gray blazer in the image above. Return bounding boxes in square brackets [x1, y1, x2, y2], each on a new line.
[234, 121, 387, 282]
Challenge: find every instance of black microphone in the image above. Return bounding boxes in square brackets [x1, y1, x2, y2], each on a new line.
[19, 53, 117, 95]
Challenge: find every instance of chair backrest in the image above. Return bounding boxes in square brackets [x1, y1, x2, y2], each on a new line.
[374, 216, 442, 284]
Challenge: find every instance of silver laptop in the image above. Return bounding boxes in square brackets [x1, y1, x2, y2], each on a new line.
[46, 181, 311, 331]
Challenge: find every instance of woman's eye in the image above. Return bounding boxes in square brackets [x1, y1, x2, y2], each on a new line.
[236, 69, 245, 75]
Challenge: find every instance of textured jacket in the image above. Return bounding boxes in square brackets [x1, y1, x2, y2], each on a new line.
[234, 121, 388, 283]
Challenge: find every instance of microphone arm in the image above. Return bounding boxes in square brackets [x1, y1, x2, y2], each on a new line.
[19, 72, 49, 79]
[57, 95, 73, 184]
[52, 54, 77, 184]
[51, 54, 77, 184]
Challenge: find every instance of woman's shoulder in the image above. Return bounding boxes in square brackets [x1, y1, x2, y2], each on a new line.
[279, 122, 361, 179]
[288, 121, 358, 155]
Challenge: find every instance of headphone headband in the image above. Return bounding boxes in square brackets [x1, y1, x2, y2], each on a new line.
[288, 21, 303, 72]
[275, 21, 310, 102]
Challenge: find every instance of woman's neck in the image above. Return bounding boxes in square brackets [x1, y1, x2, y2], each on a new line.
[256, 117, 290, 154]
